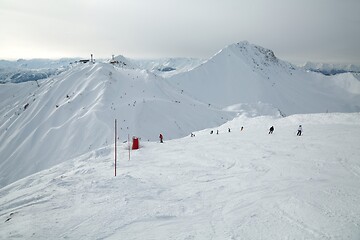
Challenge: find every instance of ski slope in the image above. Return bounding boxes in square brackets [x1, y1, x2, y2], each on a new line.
[1, 113, 360, 239]
[0, 62, 235, 188]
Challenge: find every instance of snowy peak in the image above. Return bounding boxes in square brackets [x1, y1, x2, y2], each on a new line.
[223, 41, 278, 62]
[169, 41, 360, 115]
[112, 55, 138, 69]
[211, 41, 290, 71]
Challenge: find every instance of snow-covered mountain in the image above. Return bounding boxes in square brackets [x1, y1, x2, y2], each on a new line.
[169, 41, 360, 115]
[0, 62, 235, 187]
[1, 41, 360, 239]
[1, 41, 360, 188]
[1, 112, 360, 239]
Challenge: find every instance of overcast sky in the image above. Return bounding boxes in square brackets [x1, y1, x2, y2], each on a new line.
[0, 0, 359, 64]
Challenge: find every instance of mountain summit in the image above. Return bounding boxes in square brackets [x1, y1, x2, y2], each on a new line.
[169, 42, 360, 115]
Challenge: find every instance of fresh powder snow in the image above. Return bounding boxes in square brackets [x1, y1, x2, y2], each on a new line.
[1, 113, 360, 239]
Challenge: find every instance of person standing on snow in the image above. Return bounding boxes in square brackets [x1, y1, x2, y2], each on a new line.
[269, 126, 274, 134]
[159, 133, 163, 143]
[297, 125, 302, 136]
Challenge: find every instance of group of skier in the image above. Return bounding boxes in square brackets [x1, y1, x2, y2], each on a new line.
[268, 125, 302, 136]
[206, 124, 302, 137]
[159, 125, 303, 143]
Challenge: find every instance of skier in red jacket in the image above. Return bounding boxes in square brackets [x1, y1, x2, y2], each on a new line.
[159, 133, 163, 143]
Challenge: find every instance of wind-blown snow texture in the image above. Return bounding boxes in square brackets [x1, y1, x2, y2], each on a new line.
[1, 41, 360, 239]
[1, 113, 360, 239]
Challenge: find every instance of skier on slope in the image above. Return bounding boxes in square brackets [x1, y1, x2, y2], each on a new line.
[269, 126, 274, 134]
[159, 133, 163, 143]
[297, 125, 302, 136]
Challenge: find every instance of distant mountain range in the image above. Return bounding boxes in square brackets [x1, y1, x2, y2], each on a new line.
[2, 53, 360, 84]
[0, 57, 204, 83]
[302, 62, 360, 75]
[0, 58, 79, 83]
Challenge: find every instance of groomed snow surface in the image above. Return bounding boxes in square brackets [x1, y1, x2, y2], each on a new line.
[1, 113, 360, 239]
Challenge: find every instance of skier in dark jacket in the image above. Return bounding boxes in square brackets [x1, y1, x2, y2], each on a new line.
[297, 125, 302, 136]
[159, 133, 163, 143]
[269, 126, 274, 134]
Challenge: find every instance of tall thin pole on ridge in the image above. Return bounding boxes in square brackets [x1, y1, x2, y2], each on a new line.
[128, 134, 130, 161]
[114, 119, 117, 176]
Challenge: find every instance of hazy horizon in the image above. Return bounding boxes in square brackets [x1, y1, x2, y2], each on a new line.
[1, 0, 360, 65]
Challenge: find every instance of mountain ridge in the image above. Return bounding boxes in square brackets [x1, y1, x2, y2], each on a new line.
[169, 41, 360, 115]
[0, 62, 235, 187]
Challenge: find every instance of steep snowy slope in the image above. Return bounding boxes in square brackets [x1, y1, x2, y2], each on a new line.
[169, 41, 360, 115]
[0, 62, 235, 188]
[328, 72, 360, 95]
[1, 113, 359, 239]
